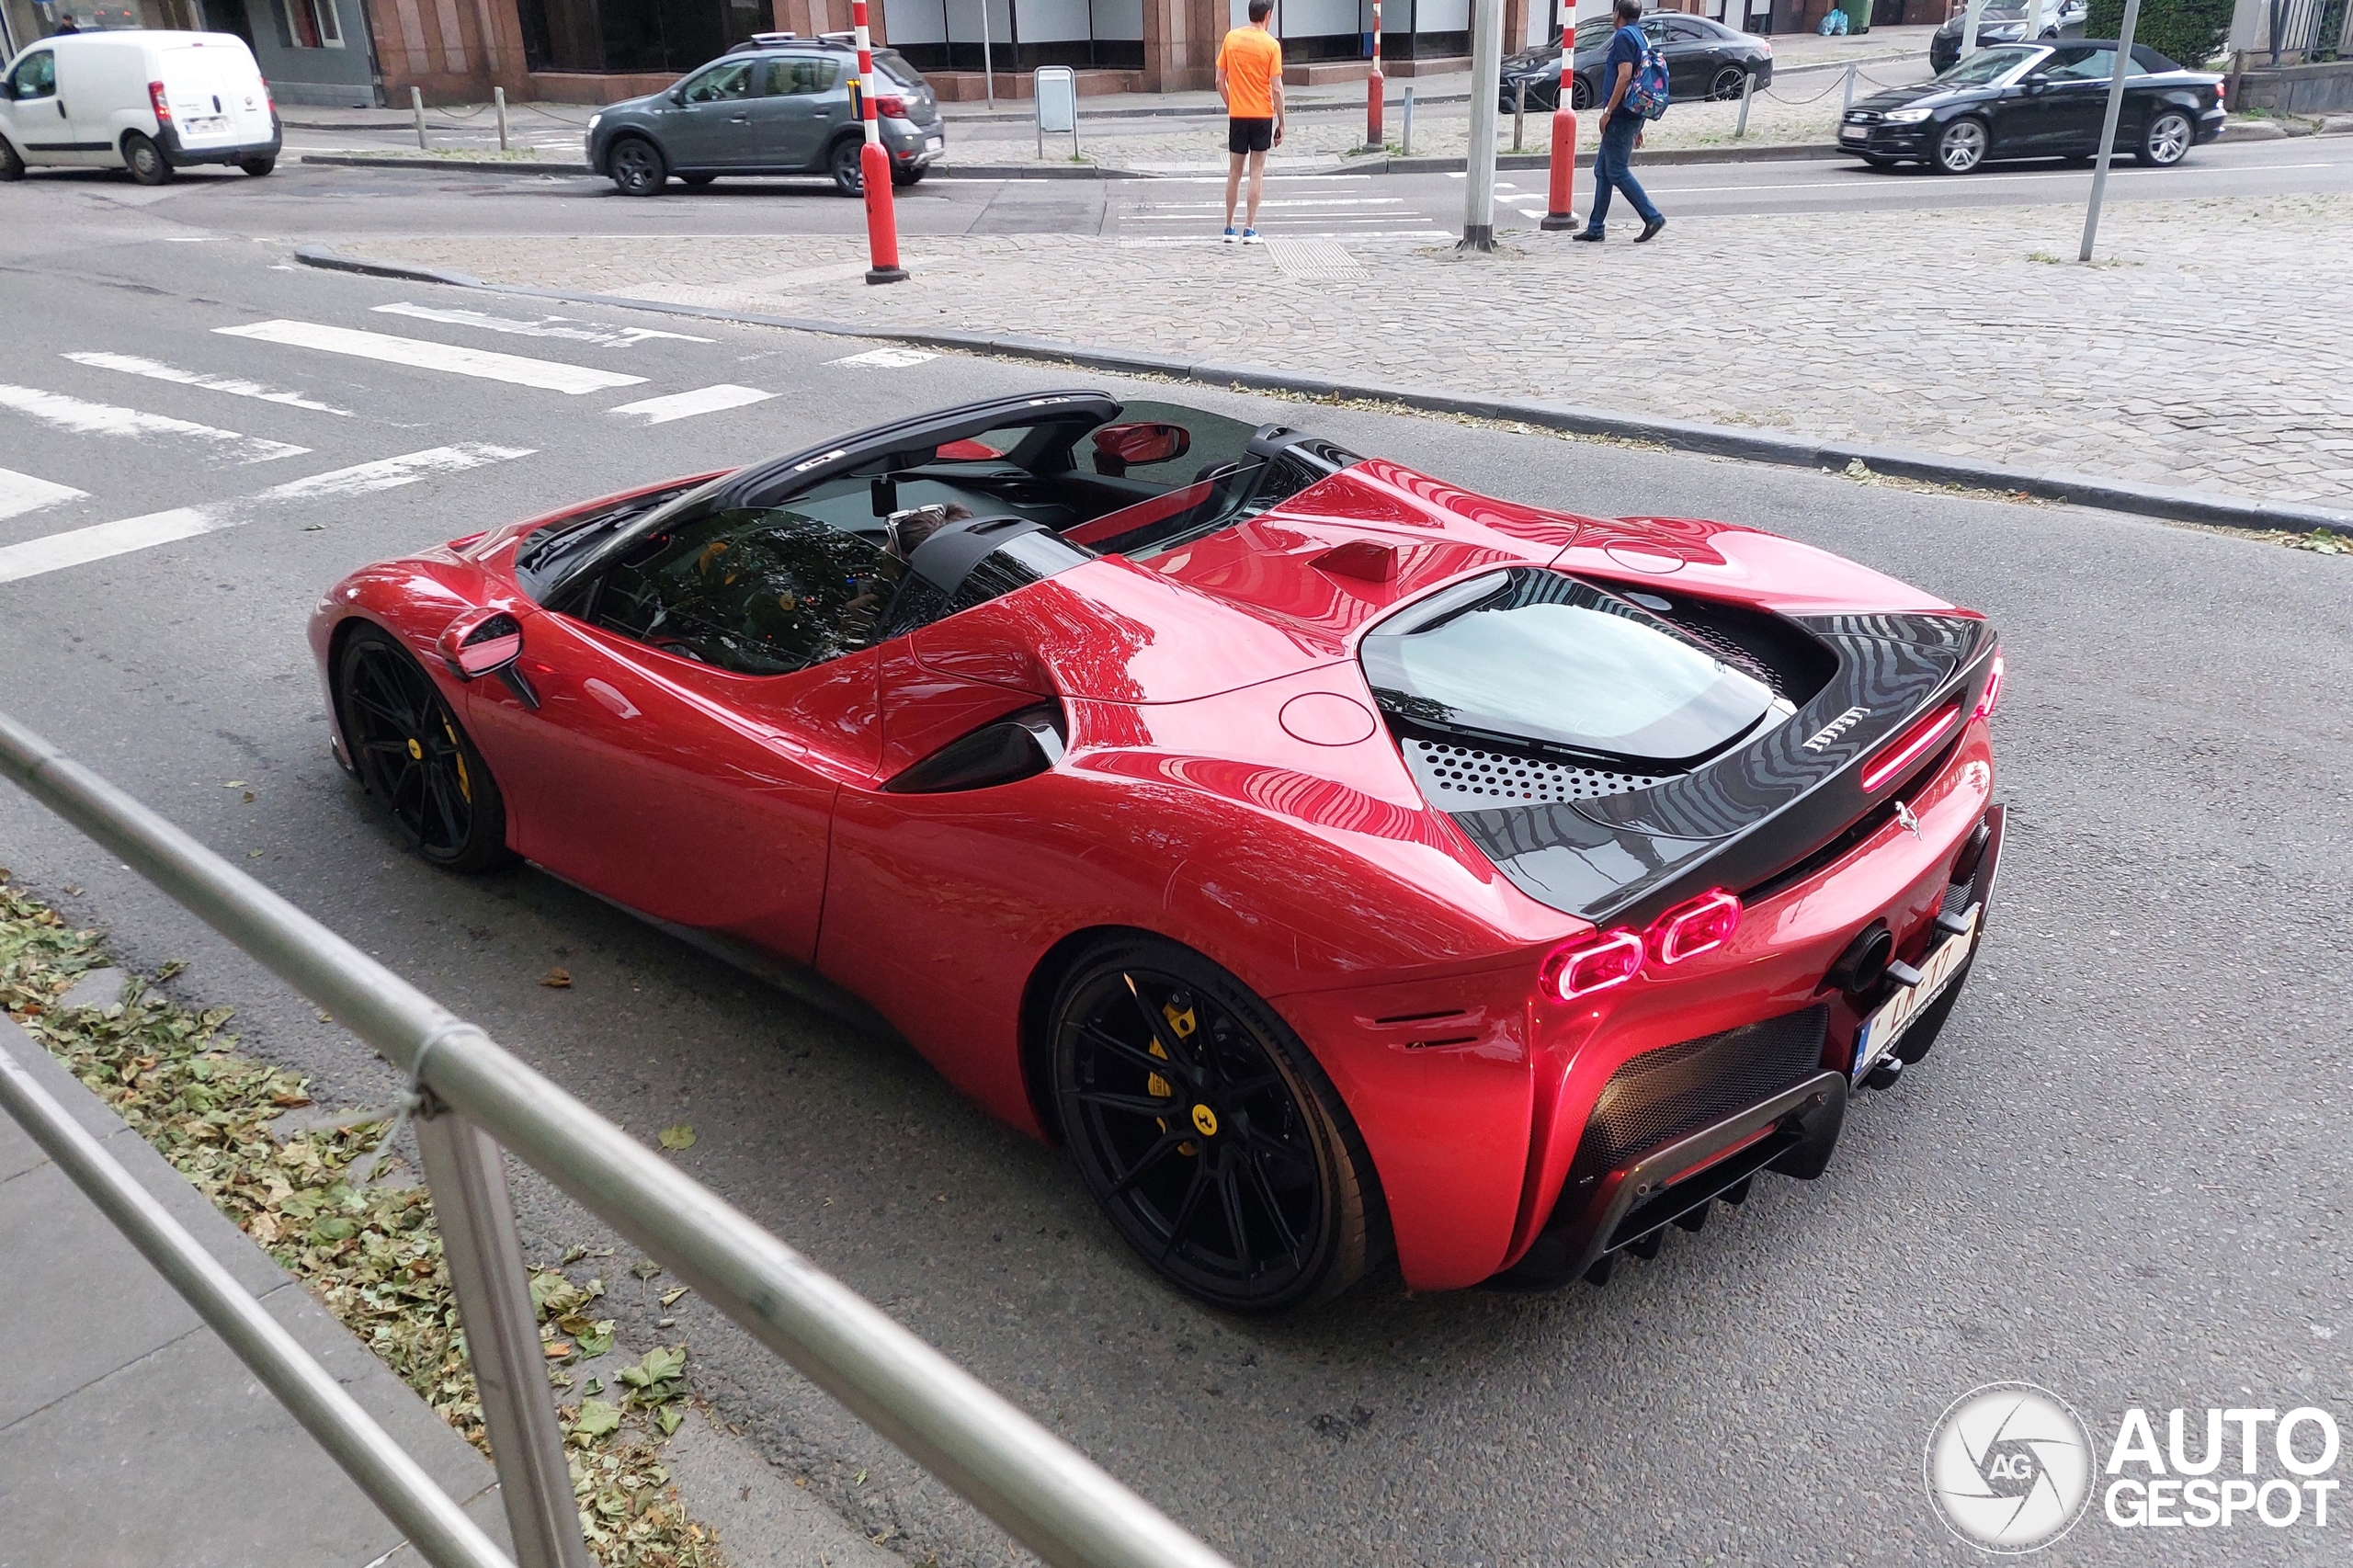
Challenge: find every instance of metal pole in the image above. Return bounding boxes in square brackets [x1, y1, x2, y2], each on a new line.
[982, 0, 996, 110]
[1367, 0, 1384, 149]
[0, 710, 1236, 1568]
[1961, 0, 1986, 59]
[494, 85, 508, 151]
[0, 1039, 515, 1568]
[1841, 61, 1855, 111]
[1734, 62, 1753, 136]
[2023, 0, 2045, 43]
[414, 1110, 593, 1568]
[412, 85, 428, 149]
[1402, 84, 1415, 153]
[2078, 0, 2142, 262]
[1514, 74, 1526, 151]
[1462, 0, 1504, 249]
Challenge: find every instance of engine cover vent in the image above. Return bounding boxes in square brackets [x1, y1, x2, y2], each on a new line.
[1407, 739, 1660, 806]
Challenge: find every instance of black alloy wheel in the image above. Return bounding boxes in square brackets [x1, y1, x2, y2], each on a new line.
[123, 132, 173, 185]
[335, 628, 512, 871]
[1, 137, 24, 180]
[239, 155, 275, 176]
[1051, 939, 1383, 1312]
[2138, 108, 2193, 167]
[609, 136, 665, 197]
[1710, 64, 1748, 101]
[829, 136, 864, 196]
[1933, 117, 1989, 174]
[1569, 74, 1597, 111]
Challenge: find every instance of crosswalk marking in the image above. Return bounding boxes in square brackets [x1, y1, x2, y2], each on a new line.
[62, 351, 357, 416]
[0, 383, 310, 464]
[372, 301, 716, 347]
[0, 445, 533, 585]
[213, 320, 648, 396]
[607, 385, 775, 426]
[828, 347, 937, 369]
[0, 466, 87, 523]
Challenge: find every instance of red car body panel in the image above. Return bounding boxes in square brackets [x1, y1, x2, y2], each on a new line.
[311, 452, 1996, 1292]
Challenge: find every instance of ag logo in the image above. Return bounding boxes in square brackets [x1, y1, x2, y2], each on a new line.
[1925, 1383, 2094, 1553]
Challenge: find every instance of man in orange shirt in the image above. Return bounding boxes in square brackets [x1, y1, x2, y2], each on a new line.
[1217, 0, 1284, 242]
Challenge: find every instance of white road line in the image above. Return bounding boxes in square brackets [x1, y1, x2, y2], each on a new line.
[0, 383, 310, 464]
[828, 347, 937, 368]
[1118, 230, 1443, 246]
[608, 385, 776, 425]
[0, 466, 88, 522]
[213, 320, 648, 395]
[1144, 175, 1375, 184]
[61, 351, 356, 416]
[372, 301, 716, 347]
[0, 444, 533, 585]
[1128, 198, 1409, 210]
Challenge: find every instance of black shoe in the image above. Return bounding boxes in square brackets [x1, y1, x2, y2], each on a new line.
[1571, 229, 1605, 243]
[1635, 217, 1666, 244]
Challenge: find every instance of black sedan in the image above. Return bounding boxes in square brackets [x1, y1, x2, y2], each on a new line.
[1500, 16, 1772, 113]
[1837, 40, 2222, 174]
[1928, 0, 2087, 74]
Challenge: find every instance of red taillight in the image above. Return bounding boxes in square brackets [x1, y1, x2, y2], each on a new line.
[1972, 650, 2005, 722]
[1541, 928, 1645, 1002]
[1647, 889, 1743, 966]
[1860, 704, 1961, 793]
[874, 94, 909, 119]
[2214, 83, 2225, 109]
[148, 80, 172, 124]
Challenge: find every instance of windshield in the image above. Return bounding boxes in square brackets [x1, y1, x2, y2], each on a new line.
[1362, 570, 1779, 767]
[1937, 45, 2039, 84]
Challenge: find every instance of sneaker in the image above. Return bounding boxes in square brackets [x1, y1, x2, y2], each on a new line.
[1635, 217, 1666, 244]
[1242, 227, 1261, 244]
[1222, 226, 1238, 243]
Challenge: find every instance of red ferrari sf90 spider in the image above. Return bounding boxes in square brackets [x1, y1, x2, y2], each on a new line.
[311, 392, 2004, 1312]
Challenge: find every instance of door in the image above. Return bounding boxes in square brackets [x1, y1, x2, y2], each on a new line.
[662, 57, 762, 170]
[158, 43, 244, 153]
[1647, 17, 1716, 98]
[2011, 44, 2118, 154]
[6, 48, 97, 166]
[747, 53, 841, 171]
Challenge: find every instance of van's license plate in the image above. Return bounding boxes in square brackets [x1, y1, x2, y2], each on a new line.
[1852, 904, 1979, 1083]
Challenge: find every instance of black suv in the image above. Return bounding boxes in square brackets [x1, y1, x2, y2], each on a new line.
[586, 33, 945, 198]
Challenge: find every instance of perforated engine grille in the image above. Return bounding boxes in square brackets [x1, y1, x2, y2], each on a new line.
[1406, 739, 1660, 806]
[1563, 1006, 1830, 1194]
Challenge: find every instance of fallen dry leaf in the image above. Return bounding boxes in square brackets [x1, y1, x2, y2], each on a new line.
[540, 968, 573, 989]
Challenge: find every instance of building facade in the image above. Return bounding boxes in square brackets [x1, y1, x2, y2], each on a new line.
[0, 0, 376, 105]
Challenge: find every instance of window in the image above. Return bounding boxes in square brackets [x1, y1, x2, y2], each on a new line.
[764, 56, 840, 96]
[590, 506, 891, 676]
[8, 50, 55, 98]
[679, 60, 756, 103]
[2040, 46, 2116, 81]
[1664, 18, 1711, 40]
[872, 50, 926, 89]
[278, 0, 342, 47]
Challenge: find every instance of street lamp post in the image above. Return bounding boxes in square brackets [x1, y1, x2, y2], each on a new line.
[2078, 0, 2143, 262]
[1462, 0, 1505, 249]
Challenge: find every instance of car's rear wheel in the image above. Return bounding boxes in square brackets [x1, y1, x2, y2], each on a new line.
[2137, 108, 2193, 167]
[1569, 75, 1596, 111]
[1932, 117, 1988, 175]
[1710, 65, 1747, 102]
[890, 165, 923, 187]
[608, 136, 665, 197]
[239, 155, 275, 176]
[123, 132, 173, 185]
[335, 627, 513, 872]
[1050, 937, 1384, 1312]
[828, 137, 863, 196]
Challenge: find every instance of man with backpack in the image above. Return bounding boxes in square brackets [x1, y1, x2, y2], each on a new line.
[1574, 0, 1667, 244]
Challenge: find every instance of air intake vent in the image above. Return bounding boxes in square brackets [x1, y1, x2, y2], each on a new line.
[1406, 739, 1659, 806]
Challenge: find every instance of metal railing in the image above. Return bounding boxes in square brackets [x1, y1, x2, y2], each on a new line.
[2241, 0, 2353, 62]
[0, 708, 1234, 1568]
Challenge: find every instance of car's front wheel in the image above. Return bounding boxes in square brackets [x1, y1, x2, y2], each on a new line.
[1050, 937, 1385, 1312]
[335, 626, 514, 872]
[122, 132, 173, 185]
[828, 137, 863, 196]
[1932, 117, 1989, 174]
[2137, 108, 2193, 167]
[608, 136, 665, 197]
[1, 137, 24, 181]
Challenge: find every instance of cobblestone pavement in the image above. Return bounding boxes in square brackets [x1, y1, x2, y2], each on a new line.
[343, 189, 2353, 508]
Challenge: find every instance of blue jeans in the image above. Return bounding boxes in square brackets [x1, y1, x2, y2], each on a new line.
[1586, 112, 1663, 234]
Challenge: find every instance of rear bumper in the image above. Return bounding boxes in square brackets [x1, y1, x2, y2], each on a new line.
[157, 119, 281, 167]
[883, 117, 944, 166]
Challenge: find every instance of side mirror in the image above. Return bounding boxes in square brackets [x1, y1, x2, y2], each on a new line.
[438, 608, 525, 680]
[1091, 421, 1191, 477]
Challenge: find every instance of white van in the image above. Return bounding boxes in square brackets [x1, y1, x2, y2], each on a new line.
[0, 30, 281, 184]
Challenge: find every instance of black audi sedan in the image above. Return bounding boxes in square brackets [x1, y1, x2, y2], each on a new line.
[1500, 15, 1771, 112]
[1837, 40, 2222, 174]
[1927, 0, 2086, 74]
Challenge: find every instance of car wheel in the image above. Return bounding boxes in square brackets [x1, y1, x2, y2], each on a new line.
[1932, 118, 1988, 174]
[0, 137, 23, 181]
[335, 626, 514, 872]
[1710, 65, 1747, 102]
[2138, 108, 2193, 167]
[1049, 937, 1386, 1312]
[123, 132, 173, 185]
[1569, 74, 1596, 112]
[828, 136, 863, 196]
[608, 136, 665, 197]
[239, 155, 275, 176]
[890, 165, 923, 187]
[681, 173, 715, 187]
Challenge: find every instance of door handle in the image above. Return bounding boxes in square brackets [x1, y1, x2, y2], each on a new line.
[58, 99, 68, 118]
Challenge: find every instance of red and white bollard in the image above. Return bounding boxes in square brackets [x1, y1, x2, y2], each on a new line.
[1540, 34, 1579, 232]
[1366, 0, 1384, 151]
[852, 0, 908, 285]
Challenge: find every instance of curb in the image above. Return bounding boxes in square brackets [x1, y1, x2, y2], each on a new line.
[290, 244, 2353, 540]
[298, 150, 1158, 180]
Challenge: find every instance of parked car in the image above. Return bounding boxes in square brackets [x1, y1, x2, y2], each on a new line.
[312, 391, 2005, 1311]
[587, 32, 943, 198]
[0, 29, 279, 184]
[1501, 16, 1772, 113]
[1839, 40, 2222, 173]
[1929, 0, 2089, 74]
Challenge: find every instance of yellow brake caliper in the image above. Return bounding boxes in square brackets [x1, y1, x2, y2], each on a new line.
[442, 715, 472, 802]
[1159, 1000, 1198, 1154]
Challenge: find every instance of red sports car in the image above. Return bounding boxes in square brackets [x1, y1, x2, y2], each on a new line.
[311, 392, 2004, 1312]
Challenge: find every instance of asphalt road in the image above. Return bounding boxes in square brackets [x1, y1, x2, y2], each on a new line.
[1, 204, 2347, 1567]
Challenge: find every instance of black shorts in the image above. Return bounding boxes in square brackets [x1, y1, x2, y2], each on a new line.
[1228, 117, 1274, 155]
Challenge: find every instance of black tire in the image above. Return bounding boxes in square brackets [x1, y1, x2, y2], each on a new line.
[1710, 65, 1747, 102]
[828, 136, 863, 196]
[608, 136, 665, 197]
[2137, 108, 2193, 167]
[1049, 937, 1385, 1312]
[1568, 74, 1596, 112]
[123, 131, 173, 185]
[681, 172, 715, 187]
[239, 155, 275, 176]
[335, 626, 514, 872]
[0, 137, 23, 181]
[1932, 117, 1989, 175]
[890, 165, 923, 188]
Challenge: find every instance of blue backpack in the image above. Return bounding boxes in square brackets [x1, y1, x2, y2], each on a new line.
[1625, 34, 1671, 120]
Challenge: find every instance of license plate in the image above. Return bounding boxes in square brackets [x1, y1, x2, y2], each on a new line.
[1852, 904, 1979, 1083]
[926, 135, 943, 153]
[1839, 125, 1867, 142]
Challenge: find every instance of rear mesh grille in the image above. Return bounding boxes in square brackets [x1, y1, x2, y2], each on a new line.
[1564, 1006, 1830, 1194]
[1405, 738, 1661, 806]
